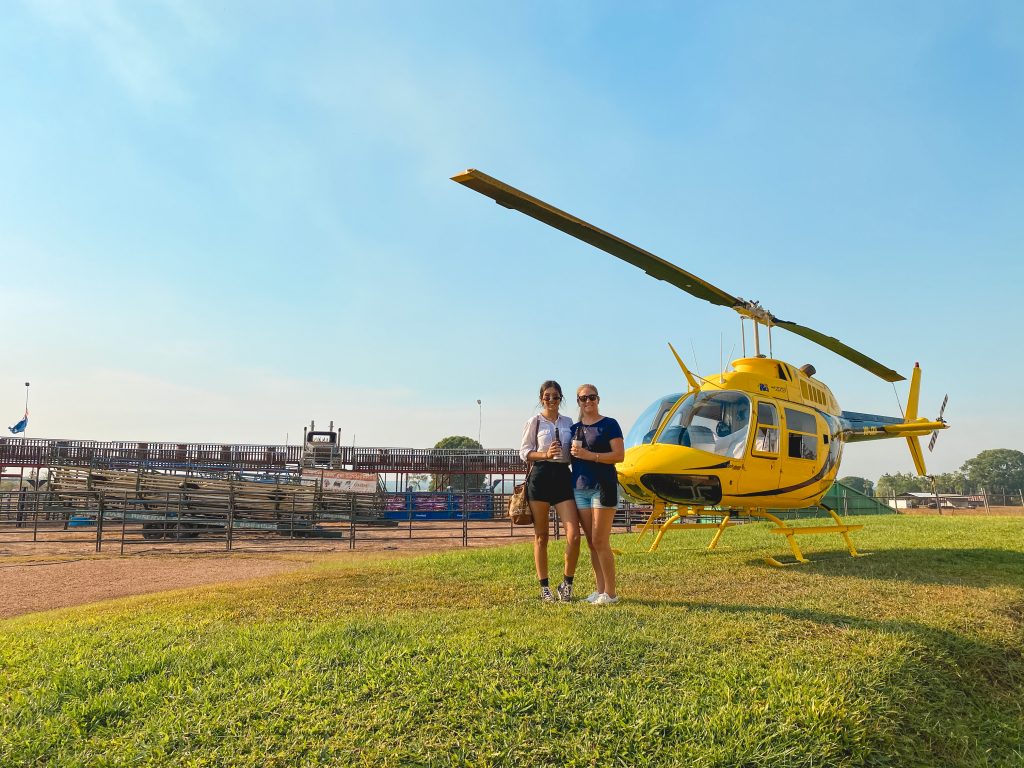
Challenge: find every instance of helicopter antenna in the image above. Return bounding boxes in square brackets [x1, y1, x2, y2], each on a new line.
[891, 382, 905, 419]
[720, 333, 724, 383]
[689, 339, 701, 380]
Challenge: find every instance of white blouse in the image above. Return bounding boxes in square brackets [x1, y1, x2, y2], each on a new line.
[520, 413, 573, 463]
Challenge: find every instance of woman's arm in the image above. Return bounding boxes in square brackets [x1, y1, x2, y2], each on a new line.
[519, 416, 537, 462]
[586, 437, 625, 465]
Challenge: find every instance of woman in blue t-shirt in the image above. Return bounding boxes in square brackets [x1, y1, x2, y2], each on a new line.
[569, 384, 625, 605]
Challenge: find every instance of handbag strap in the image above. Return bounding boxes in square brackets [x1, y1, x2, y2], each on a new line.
[524, 415, 540, 488]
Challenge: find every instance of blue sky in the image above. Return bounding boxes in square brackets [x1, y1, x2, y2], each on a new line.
[2, 1, 1022, 482]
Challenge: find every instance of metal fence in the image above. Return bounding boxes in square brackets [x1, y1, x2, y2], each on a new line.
[0, 489, 651, 554]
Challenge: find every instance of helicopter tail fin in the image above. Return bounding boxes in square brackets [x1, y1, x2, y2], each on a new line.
[905, 362, 921, 421]
[904, 363, 927, 475]
[906, 436, 927, 476]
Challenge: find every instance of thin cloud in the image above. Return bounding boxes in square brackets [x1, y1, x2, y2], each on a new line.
[23, 0, 209, 104]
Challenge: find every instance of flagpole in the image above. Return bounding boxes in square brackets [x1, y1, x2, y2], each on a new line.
[24, 382, 29, 439]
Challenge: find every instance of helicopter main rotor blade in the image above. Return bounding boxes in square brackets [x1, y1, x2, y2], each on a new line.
[452, 168, 905, 383]
[770, 319, 905, 383]
[451, 169, 740, 309]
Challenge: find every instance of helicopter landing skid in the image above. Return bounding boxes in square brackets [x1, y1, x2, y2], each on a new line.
[647, 510, 741, 553]
[756, 509, 866, 565]
[641, 502, 867, 564]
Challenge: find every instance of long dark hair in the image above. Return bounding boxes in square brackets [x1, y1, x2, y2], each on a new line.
[538, 380, 563, 404]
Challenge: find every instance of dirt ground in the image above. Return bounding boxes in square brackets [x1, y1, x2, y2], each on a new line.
[0, 522, 535, 621]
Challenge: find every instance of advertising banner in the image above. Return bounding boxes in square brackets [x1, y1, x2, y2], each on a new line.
[318, 469, 379, 493]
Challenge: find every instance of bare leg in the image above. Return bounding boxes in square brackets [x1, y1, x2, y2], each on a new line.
[554, 499, 581, 578]
[530, 500, 550, 581]
[577, 506, 604, 594]
[593, 506, 616, 597]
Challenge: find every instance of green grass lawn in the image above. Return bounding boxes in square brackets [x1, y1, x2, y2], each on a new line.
[2, 515, 1023, 767]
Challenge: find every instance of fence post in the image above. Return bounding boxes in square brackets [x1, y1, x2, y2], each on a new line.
[226, 484, 235, 552]
[120, 490, 128, 555]
[32, 490, 39, 542]
[934, 486, 942, 516]
[1019, 488, 1023, 507]
[95, 493, 104, 553]
[349, 493, 356, 550]
[982, 488, 990, 513]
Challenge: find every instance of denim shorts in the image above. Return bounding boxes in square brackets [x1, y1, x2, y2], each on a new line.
[573, 484, 617, 510]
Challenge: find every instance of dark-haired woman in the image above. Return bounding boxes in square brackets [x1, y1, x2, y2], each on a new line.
[519, 380, 581, 602]
[570, 384, 625, 605]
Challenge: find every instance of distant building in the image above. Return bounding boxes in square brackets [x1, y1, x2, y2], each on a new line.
[888, 492, 979, 510]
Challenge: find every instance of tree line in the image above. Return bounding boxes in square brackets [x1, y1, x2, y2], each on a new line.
[841, 448, 1024, 497]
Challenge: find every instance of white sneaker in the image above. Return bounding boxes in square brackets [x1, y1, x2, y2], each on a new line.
[584, 591, 601, 603]
[594, 593, 620, 606]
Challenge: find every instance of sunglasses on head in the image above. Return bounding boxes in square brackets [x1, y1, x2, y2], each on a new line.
[577, 394, 598, 402]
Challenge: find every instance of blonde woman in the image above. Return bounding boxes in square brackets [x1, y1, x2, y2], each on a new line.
[519, 380, 582, 602]
[569, 384, 625, 605]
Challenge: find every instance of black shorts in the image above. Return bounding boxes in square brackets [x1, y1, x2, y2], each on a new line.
[527, 462, 573, 505]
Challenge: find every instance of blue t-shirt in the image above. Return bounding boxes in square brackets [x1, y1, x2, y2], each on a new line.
[571, 417, 623, 490]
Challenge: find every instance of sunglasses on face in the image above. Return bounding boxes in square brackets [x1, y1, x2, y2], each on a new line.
[541, 395, 562, 402]
[577, 394, 599, 402]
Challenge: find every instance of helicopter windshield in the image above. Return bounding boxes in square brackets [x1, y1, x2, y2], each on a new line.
[655, 390, 752, 459]
[624, 393, 684, 450]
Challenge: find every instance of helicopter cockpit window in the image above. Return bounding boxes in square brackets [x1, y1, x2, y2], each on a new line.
[624, 393, 684, 450]
[754, 401, 780, 455]
[655, 391, 751, 458]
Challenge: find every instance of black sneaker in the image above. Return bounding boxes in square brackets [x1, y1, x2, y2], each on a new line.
[556, 581, 574, 602]
[540, 586, 556, 603]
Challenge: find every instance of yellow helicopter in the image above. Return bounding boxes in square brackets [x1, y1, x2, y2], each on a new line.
[452, 169, 950, 566]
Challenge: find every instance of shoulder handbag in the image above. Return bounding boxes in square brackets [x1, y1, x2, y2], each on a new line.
[508, 417, 540, 525]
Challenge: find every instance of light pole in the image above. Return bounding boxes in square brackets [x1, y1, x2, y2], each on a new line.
[477, 399, 482, 444]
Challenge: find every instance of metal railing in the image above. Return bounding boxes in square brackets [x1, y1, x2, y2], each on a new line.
[0, 437, 526, 475]
[1, 489, 649, 554]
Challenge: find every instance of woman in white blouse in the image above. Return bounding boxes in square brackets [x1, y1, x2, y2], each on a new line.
[520, 380, 582, 602]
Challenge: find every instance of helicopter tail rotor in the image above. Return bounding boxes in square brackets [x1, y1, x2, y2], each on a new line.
[927, 394, 949, 453]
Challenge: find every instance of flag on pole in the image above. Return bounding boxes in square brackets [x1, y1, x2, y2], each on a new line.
[9, 409, 28, 434]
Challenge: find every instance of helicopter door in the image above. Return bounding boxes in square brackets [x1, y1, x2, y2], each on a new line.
[777, 406, 822, 499]
[740, 400, 781, 496]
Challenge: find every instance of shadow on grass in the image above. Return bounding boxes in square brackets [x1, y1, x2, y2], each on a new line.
[750, 547, 1024, 589]
[625, 597, 1024, 690]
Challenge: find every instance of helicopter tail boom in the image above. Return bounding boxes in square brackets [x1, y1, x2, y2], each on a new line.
[839, 415, 948, 441]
